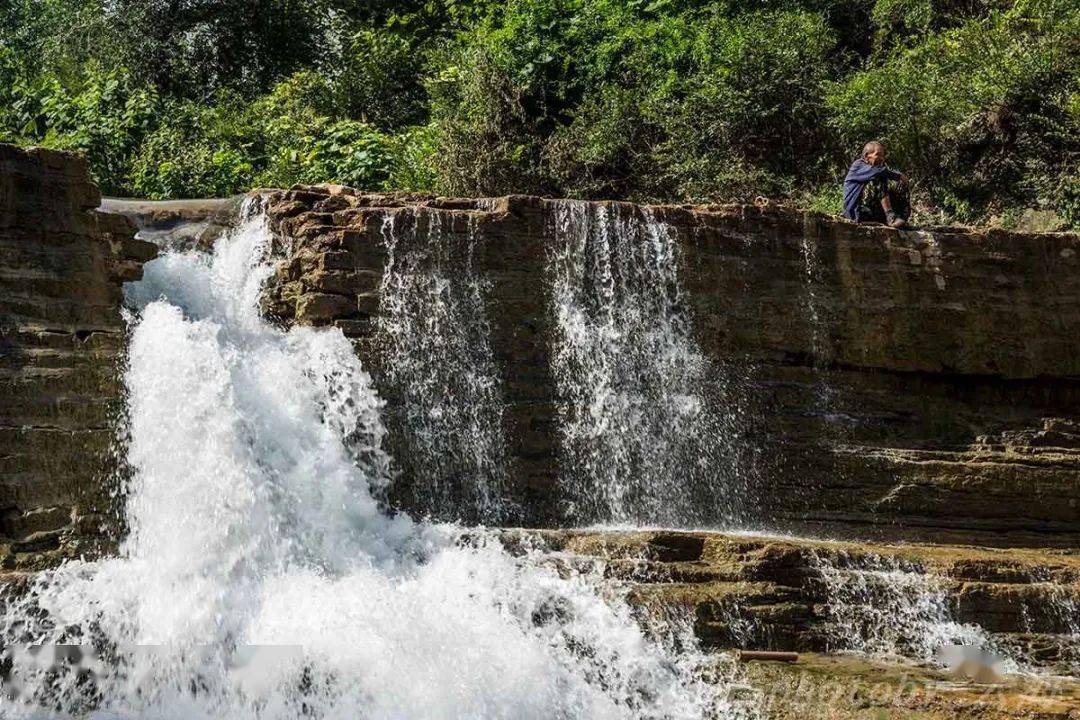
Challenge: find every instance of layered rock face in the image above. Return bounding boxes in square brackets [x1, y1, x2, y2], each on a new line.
[500, 528, 1080, 674]
[0, 145, 156, 568]
[262, 186, 1080, 547]
[674, 205, 1080, 548]
[263, 190, 555, 520]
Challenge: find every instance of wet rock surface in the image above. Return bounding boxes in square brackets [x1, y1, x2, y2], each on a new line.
[498, 528, 1080, 674]
[0, 145, 157, 568]
[100, 196, 241, 251]
[742, 653, 1080, 720]
[261, 185, 1080, 546]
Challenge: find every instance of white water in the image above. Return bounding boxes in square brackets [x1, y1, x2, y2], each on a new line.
[375, 208, 509, 523]
[0, 203, 753, 720]
[1018, 581, 1080, 675]
[811, 551, 1017, 671]
[548, 202, 745, 527]
[797, 229, 836, 418]
[798, 232, 829, 372]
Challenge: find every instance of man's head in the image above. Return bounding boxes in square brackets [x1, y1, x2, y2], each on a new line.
[862, 141, 885, 166]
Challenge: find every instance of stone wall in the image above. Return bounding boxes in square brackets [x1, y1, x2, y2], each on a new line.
[262, 190, 556, 519]
[262, 186, 1080, 547]
[0, 145, 156, 568]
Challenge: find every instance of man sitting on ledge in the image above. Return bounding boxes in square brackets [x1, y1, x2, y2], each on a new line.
[843, 141, 911, 228]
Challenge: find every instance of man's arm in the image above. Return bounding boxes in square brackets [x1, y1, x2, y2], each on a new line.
[846, 159, 904, 185]
[883, 167, 908, 184]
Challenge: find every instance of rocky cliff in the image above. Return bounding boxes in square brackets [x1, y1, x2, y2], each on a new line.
[0, 145, 156, 568]
[261, 186, 1080, 547]
[675, 204, 1080, 548]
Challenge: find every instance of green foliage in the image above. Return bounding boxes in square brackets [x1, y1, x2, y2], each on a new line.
[103, 0, 331, 97]
[868, 0, 1000, 52]
[1, 64, 159, 194]
[328, 29, 429, 130]
[127, 73, 393, 197]
[260, 119, 392, 191]
[0, 0, 118, 80]
[1058, 169, 1080, 228]
[425, 39, 552, 196]
[427, 2, 838, 200]
[128, 99, 255, 199]
[386, 124, 441, 192]
[872, 0, 936, 38]
[252, 72, 393, 189]
[802, 183, 846, 216]
[828, 0, 1080, 222]
[1, 0, 1076, 227]
[643, 10, 838, 200]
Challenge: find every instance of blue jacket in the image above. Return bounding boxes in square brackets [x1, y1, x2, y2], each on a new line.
[843, 158, 903, 220]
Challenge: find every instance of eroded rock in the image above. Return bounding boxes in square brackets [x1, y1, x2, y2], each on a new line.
[0, 144, 157, 568]
[497, 528, 1080, 674]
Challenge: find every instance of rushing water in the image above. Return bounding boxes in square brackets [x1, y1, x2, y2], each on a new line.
[547, 201, 745, 527]
[374, 207, 509, 523]
[0, 202, 754, 720]
[810, 551, 1017, 670]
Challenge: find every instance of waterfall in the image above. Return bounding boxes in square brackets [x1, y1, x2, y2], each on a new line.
[0, 202, 754, 720]
[1017, 582, 1080, 675]
[797, 228, 835, 415]
[810, 551, 1017, 671]
[798, 234, 827, 368]
[374, 207, 509, 523]
[547, 201, 745, 527]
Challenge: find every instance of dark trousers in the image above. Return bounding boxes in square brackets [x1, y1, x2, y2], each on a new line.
[857, 178, 909, 223]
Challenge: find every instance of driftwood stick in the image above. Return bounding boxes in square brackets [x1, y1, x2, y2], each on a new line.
[737, 650, 799, 663]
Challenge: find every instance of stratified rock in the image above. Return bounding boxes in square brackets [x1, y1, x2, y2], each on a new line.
[0, 144, 157, 569]
[496, 527, 1080, 673]
[261, 187, 1080, 548]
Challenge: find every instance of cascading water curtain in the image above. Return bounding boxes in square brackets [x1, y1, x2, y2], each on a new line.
[810, 550, 1019, 671]
[374, 207, 510, 524]
[0, 199, 759, 719]
[548, 201, 747, 527]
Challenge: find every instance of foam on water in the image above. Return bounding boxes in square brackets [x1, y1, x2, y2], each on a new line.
[0, 201, 752, 720]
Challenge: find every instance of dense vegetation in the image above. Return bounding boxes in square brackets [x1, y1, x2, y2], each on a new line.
[2, 0, 1077, 227]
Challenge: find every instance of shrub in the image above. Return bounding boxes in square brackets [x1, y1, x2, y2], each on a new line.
[425, 40, 553, 196]
[1, 65, 159, 195]
[128, 100, 256, 199]
[127, 71, 395, 197]
[827, 0, 1079, 222]
[328, 29, 429, 130]
[252, 72, 393, 190]
[427, 2, 838, 201]
[643, 9, 838, 201]
[386, 124, 441, 193]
